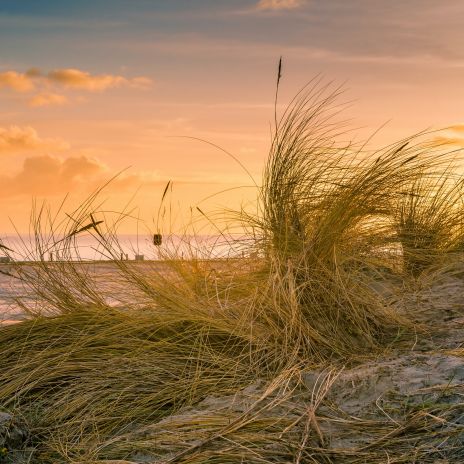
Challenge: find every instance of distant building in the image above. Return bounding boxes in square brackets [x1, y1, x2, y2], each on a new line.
[0, 256, 10, 263]
[135, 254, 144, 261]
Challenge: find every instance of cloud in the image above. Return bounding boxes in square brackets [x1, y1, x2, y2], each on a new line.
[29, 92, 68, 107]
[0, 126, 69, 153]
[46, 68, 127, 91]
[432, 136, 461, 146]
[256, 0, 305, 11]
[431, 126, 464, 147]
[25, 67, 42, 78]
[431, 134, 464, 149]
[42, 68, 153, 91]
[0, 67, 153, 96]
[0, 152, 253, 199]
[448, 124, 464, 134]
[0, 155, 177, 199]
[0, 155, 107, 198]
[0, 71, 34, 92]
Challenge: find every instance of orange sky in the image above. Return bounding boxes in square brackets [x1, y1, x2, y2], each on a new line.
[1, 0, 464, 233]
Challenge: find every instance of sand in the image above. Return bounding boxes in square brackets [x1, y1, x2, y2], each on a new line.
[1, 272, 463, 462]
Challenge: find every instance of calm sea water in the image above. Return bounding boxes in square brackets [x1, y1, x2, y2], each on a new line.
[0, 234, 248, 322]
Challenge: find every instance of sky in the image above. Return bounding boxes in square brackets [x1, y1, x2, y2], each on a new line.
[1, 0, 464, 234]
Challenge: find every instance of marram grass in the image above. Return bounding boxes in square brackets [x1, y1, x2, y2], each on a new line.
[1, 79, 464, 462]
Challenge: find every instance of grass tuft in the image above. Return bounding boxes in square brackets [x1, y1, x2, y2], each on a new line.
[1, 77, 463, 462]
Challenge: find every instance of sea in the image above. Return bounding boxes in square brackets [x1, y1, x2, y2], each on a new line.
[0, 234, 249, 323]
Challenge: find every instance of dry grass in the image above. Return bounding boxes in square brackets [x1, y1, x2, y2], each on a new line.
[395, 166, 464, 276]
[1, 78, 463, 462]
[0, 307, 260, 462]
[239, 82, 455, 359]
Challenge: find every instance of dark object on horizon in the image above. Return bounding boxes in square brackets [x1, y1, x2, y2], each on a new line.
[153, 234, 162, 246]
[0, 256, 10, 263]
[135, 254, 144, 261]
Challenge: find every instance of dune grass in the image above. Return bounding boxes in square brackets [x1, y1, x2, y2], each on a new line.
[395, 165, 464, 276]
[1, 79, 463, 462]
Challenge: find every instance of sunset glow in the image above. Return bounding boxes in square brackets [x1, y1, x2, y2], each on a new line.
[2, 3, 464, 460]
[1, 0, 464, 232]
